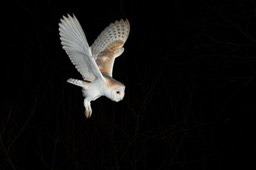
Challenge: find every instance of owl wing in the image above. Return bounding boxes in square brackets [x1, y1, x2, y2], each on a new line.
[91, 19, 130, 77]
[59, 14, 105, 82]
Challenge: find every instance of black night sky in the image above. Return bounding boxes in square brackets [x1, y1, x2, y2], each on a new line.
[2, 0, 256, 169]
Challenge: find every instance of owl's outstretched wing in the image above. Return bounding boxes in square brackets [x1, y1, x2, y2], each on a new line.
[59, 14, 105, 82]
[91, 19, 130, 77]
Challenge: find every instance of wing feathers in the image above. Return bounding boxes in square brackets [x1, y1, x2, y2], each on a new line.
[60, 15, 87, 52]
[59, 14, 129, 80]
[91, 19, 130, 77]
[59, 14, 105, 81]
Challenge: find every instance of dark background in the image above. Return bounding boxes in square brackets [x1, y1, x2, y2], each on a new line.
[1, 0, 256, 169]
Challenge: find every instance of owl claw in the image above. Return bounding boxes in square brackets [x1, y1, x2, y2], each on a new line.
[84, 108, 92, 118]
[84, 100, 92, 118]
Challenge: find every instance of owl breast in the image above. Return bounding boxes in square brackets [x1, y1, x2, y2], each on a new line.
[82, 81, 104, 101]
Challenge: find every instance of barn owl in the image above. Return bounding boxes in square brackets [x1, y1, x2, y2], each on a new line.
[58, 14, 130, 118]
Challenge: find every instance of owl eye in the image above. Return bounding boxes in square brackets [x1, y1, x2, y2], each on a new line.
[116, 91, 120, 94]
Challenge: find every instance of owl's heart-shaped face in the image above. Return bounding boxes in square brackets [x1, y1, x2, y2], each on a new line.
[111, 86, 125, 102]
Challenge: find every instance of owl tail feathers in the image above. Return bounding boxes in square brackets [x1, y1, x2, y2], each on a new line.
[67, 78, 90, 89]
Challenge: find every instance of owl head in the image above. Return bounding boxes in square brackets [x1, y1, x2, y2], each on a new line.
[105, 78, 125, 102]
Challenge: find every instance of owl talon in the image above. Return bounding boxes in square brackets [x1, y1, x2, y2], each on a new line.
[84, 109, 92, 118]
[84, 100, 92, 118]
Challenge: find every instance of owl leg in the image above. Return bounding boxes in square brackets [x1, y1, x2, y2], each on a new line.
[83, 99, 92, 118]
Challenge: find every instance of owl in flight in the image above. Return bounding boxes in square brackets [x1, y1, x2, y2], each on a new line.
[59, 14, 130, 118]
